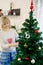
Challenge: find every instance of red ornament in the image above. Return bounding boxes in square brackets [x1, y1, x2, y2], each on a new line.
[30, 0, 34, 11]
[34, 30, 38, 34]
[7, 38, 12, 44]
[9, 10, 13, 15]
[25, 57, 30, 60]
[30, 5, 33, 10]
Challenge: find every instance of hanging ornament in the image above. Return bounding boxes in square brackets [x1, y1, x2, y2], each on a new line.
[25, 32, 30, 39]
[30, 5, 33, 10]
[18, 58, 21, 61]
[24, 43, 28, 48]
[30, 0, 34, 11]
[34, 30, 38, 34]
[25, 57, 30, 61]
[31, 59, 35, 64]
[9, 10, 13, 15]
[38, 46, 41, 50]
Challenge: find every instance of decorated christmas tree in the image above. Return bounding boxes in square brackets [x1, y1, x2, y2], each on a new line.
[11, 0, 43, 65]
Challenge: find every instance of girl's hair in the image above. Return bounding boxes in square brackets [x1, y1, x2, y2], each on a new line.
[2, 16, 10, 23]
[1, 16, 11, 28]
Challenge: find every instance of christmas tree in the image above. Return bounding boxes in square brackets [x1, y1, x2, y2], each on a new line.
[11, 0, 43, 65]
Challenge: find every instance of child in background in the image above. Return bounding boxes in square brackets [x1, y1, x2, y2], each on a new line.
[0, 16, 19, 65]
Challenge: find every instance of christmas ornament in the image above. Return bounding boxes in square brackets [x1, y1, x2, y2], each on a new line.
[9, 10, 13, 15]
[18, 58, 21, 61]
[25, 32, 30, 39]
[25, 57, 30, 60]
[30, 5, 33, 10]
[34, 30, 38, 34]
[38, 46, 41, 50]
[31, 59, 35, 64]
[7, 38, 12, 44]
[24, 43, 28, 48]
[30, 0, 34, 11]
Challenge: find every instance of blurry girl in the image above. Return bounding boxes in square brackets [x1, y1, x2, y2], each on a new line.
[0, 16, 19, 65]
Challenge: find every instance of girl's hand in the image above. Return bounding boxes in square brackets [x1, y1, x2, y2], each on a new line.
[2, 42, 19, 49]
[9, 42, 19, 47]
[15, 42, 19, 47]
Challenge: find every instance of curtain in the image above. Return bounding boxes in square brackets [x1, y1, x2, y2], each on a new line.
[34, 0, 43, 32]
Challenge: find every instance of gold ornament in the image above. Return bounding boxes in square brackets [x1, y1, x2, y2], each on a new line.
[38, 46, 41, 50]
[18, 58, 21, 61]
[24, 43, 28, 47]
